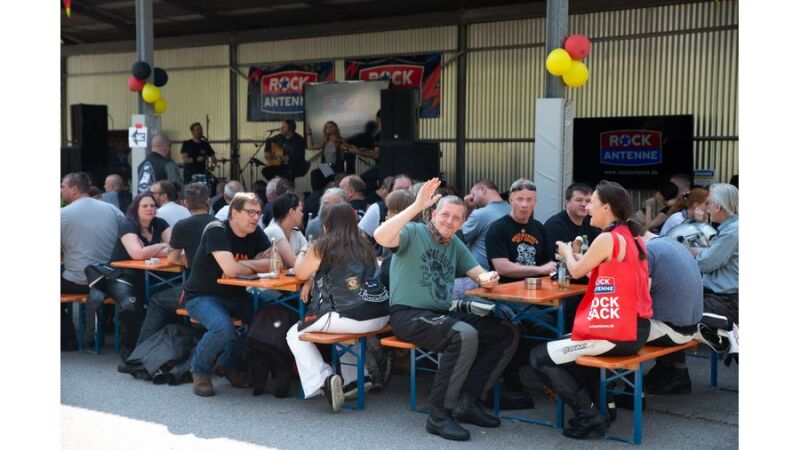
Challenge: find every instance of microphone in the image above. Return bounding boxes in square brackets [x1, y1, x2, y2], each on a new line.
[266, 127, 280, 133]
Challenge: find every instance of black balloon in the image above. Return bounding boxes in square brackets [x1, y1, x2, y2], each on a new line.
[154, 67, 168, 87]
[132, 61, 151, 80]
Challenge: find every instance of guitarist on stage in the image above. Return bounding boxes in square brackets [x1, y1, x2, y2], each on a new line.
[262, 119, 307, 183]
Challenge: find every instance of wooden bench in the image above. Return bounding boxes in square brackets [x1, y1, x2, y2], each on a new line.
[299, 324, 392, 410]
[381, 335, 501, 415]
[175, 308, 243, 327]
[575, 340, 700, 445]
[61, 293, 118, 354]
[61, 294, 88, 352]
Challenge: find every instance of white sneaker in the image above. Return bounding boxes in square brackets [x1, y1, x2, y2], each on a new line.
[323, 374, 344, 413]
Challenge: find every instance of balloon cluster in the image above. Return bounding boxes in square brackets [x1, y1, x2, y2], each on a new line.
[545, 34, 592, 88]
[128, 61, 169, 114]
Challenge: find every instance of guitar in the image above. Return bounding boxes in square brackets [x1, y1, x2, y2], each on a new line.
[265, 140, 286, 167]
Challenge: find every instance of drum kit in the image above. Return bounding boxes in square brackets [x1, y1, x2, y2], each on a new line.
[190, 156, 230, 190]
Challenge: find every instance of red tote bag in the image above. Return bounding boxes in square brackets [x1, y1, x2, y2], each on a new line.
[571, 230, 644, 342]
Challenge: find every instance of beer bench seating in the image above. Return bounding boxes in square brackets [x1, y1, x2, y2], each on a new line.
[380, 335, 500, 415]
[175, 308, 242, 327]
[299, 324, 393, 410]
[575, 340, 700, 445]
[61, 293, 118, 355]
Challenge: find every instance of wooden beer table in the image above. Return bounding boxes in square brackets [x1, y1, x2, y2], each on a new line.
[111, 259, 185, 302]
[217, 271, 306, 316]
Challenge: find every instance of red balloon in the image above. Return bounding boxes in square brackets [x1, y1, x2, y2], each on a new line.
[128, 75, 146, 92]
[564, 34, 592, 60]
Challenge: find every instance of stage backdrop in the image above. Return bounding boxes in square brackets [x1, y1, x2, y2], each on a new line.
[247, 62, 334, 121]
[303, 80, 390, 152]
[573, 115, 694, 190]
[345, 54, 441, 118]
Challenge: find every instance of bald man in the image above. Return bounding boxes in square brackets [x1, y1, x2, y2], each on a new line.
[101, 174, 133, 212]
[137, 132, 182, 193]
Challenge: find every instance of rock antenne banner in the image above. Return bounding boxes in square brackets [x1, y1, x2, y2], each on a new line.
[247, 62, 334, 121]
[344, 54, 441, 118]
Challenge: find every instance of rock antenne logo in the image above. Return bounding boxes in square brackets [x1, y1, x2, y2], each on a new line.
[599, 130, 662, 166]
[261, 70, 318, 113]
[594, 276, 616, 294]
[359, 64, 424, 88]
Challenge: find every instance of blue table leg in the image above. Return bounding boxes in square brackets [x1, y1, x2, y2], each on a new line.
[144, 270, 151, 303]
[410, 348, 417, 412]
[599, 368, 608, 417]
[357, 338, 366, 410]
[634, 367, 643, 445]
[710, 351, 719, 388]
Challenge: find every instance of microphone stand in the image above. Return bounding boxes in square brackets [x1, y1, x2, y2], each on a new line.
[240, 129, 276, 188]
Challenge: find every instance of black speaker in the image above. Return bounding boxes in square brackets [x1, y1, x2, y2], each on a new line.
[380, 89, 418, 142]
[70, 104, 109, 185]
[61, 146, 82, 177]
[379, 141, 440, 181]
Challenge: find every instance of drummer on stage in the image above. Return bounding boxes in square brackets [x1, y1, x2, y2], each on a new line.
[181, 122, 217, 184]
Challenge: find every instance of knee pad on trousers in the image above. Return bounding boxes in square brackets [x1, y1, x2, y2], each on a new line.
[701, 312, 731, 331]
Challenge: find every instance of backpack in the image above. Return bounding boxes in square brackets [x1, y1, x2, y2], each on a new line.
[124, 324, 195, 385]
[243, 306, 298, 397]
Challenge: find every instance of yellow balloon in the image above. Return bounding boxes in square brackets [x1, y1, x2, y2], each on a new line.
[546, 48, 573, 76]
[141, 83, 161, 104]
[154, 98, 167, 114]
[563, 61, 589, 88]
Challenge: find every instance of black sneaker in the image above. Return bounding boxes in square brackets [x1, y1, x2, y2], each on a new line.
[343, 376, 373, 400]
[322, 374, 344, 413]
[614, 392, 647, 411]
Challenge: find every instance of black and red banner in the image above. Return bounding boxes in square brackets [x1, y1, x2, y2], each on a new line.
[247, 62, 334, 121]
[344, 54, 441, 118]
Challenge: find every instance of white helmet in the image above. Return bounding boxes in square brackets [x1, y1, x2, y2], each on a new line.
[665, 220, 717, 249]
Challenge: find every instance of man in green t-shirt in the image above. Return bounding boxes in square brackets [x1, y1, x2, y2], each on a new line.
[375, 178, 516, 442]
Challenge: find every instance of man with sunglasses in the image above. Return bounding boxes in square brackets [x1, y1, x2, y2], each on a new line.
[183, 192, 273, 397]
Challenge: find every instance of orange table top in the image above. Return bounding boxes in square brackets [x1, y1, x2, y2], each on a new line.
[465, 279, 587, 306]
[111, 259, 183, 273]
[217, 271, 304, 292]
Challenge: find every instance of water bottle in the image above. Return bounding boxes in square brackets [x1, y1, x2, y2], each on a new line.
[557, 260, 570, 289]
[580, 234, 589, 254]
[269, 237, 282, 275]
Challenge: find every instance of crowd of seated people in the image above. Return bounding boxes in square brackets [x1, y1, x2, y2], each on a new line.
[61, 165, 738, 442]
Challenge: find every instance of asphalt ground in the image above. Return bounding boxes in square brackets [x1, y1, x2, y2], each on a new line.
[61, 342, 738, 449]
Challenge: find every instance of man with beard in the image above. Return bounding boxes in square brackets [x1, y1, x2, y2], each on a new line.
[374, 178, 514, 442]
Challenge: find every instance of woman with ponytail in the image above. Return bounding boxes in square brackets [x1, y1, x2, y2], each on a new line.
[528, 180, 653, 440]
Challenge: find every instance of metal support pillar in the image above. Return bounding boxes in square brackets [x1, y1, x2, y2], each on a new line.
[544, 0, 569, 98]
[229, 43, 240, 181]
[132, 0, 157, 190]
[61, 57, 68, 146]
[455, 21, 468, 193]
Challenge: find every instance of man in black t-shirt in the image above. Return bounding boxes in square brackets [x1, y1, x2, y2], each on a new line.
[184, 192, 272, 397]
[134, 183, 216, 346]
[181, 122, 217, 184]
[544, 182, 600, 256]
[486, 179, 557, 284]
[485, 179, 558, 396]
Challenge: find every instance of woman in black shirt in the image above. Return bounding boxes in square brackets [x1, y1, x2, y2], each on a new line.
[108, 192, 172, 360]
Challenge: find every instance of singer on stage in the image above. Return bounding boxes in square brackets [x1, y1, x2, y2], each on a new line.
[181, 122, 217, 184]
[261, 120, 307, 183]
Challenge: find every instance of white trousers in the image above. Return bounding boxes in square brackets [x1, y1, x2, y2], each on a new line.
[646, 319, 696, 345]
[286, 312, 390, 399]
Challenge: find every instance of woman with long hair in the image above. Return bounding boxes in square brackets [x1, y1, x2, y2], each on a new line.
[286, 202, 389, 413]
[306, 120, 355, 173]
[659, 187, 709, 236]
[528, 180, 653, 440]
[108, 192, 172, 360]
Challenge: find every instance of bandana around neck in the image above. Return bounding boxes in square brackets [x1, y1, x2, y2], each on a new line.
[427, 220, 452, 245]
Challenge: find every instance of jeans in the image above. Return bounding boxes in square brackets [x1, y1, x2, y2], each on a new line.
[186, 295, 252, 376]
